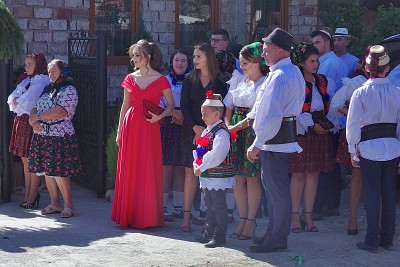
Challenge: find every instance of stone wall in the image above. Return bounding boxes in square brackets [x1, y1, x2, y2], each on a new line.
[219, 0, 252, 45]
[219, 0, 319, 45]
[289, 0, 319, 43]
[4, 0, 90, 64]
[142, 0, 176, 64]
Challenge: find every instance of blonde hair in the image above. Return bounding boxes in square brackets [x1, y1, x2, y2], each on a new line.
[128, 39, 163, 72]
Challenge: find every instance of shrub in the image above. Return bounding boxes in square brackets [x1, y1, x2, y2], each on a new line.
[105, 124, 119, 187]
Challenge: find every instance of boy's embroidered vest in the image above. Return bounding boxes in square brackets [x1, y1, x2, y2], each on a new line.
[201, 122, 236, 178]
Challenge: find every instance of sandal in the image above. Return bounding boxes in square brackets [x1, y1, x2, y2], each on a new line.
[181, 210, 192, 233]
[291, 212, 303, 234]
[301, 212, 319, 232]
[181, 225, 191, 233]
[41, 204, 63, 215]
[60, 207, 74, 218]
[239, 218, 257, 240]
[229, 217, 247, 239]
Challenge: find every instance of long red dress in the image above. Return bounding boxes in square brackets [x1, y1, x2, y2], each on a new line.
[111, 74, 170, 229]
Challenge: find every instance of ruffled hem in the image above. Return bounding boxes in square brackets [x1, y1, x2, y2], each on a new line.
[199, 177, 235, 190]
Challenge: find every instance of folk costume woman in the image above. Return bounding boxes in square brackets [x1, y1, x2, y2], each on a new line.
[289, 43, 336, 233]
[28, 59, 80, 218]
[327, 46, 370, 235]
[160, 49, 192, 221]
[223, 42, 268, 240]
[8, 52, 49, 209]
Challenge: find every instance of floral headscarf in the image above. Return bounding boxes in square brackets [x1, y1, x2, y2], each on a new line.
[31, 52, 48, 76]
[216, 50, 236, 75]
[41, 61, 74, 99]
[290, 42, 311, 67]
[245, 42, 269, 75]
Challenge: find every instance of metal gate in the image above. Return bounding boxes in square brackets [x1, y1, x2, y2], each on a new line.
[68, 34, 107, 197]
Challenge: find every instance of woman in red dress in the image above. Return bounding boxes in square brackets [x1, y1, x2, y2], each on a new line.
[111, 40, 175, 229]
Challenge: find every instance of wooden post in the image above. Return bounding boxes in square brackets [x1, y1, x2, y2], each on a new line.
[0, 60, 12, 202]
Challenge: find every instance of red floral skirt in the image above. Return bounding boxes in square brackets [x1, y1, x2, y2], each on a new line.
[9, 114, 33, 158]
[336, 130, 352, 167]
[289, 131, 335, 173]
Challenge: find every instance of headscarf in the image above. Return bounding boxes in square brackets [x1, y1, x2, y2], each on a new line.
[18, 52, 48, 88]
[168, 54, 192, 86]
[216, 50, 236, 75]
[290, 42, 311, 67]
[245, 42, 269, 75]
[354, 46, 371, 78]
[31, 52, 48, 76]
[41, 62, 74, 99]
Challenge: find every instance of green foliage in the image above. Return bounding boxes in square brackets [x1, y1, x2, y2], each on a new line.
[319, 0, 367, 56]
[0, 1, 24, 63]
[375, 4, 400, 39]
[320, 1, 400, 58]
[106, 123, 119, 187]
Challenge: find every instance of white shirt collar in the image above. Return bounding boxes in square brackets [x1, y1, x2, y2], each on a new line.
[206, 120, 223, 131]
[270, 57, 292, 72]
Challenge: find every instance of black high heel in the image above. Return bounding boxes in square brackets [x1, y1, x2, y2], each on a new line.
[23, 193, 41, 210]
[229, 217, 247, 238]
[19, 202, 27, 208]
[239, 218, 257, 240]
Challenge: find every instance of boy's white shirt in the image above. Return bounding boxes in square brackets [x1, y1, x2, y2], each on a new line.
[193, 119, 235, 190]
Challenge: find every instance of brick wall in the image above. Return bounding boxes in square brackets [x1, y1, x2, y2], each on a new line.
[289, 0, 319, 43]
[4, 0, 90, 64]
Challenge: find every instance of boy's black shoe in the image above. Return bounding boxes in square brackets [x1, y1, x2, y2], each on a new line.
[196, 235, 213, 244]
[357, 242, 379, 253]
[204, 238, 226, 248]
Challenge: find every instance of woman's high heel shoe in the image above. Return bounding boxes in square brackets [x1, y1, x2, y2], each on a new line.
[23, 193, 41, 210]
[239, 219, 257, 240]
[300, 212, 319, 232]
[291, 212, 303, 233]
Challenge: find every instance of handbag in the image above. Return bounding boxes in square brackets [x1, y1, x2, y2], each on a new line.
[312, 111, 334, 130]
[143, 99, 165, 122]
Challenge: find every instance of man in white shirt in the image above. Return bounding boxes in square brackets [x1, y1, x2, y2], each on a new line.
[333, 28, 359, 78]
[347, 45, 400, 253]
[247, 28, 305, 253]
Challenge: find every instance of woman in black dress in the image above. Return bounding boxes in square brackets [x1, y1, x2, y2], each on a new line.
[180, 43, 228, 232]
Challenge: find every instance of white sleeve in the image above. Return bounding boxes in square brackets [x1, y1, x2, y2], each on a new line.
[346, 89, 363, 154]
[252, 75, 286, 148]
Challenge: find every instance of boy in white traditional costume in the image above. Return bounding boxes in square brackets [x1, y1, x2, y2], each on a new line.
[193, 91, 236, 248]
[347, 45, 400, 252]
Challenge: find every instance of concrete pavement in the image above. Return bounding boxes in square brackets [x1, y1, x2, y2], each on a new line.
[1, 184, 400, 266]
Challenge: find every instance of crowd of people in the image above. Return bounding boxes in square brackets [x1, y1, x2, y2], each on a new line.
[8, 26, 400, 254]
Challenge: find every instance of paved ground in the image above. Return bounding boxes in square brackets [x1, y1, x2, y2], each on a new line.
[1, 184, 400, 267]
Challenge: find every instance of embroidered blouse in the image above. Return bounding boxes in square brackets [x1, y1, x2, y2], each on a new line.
[34, 85, 78, 137]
